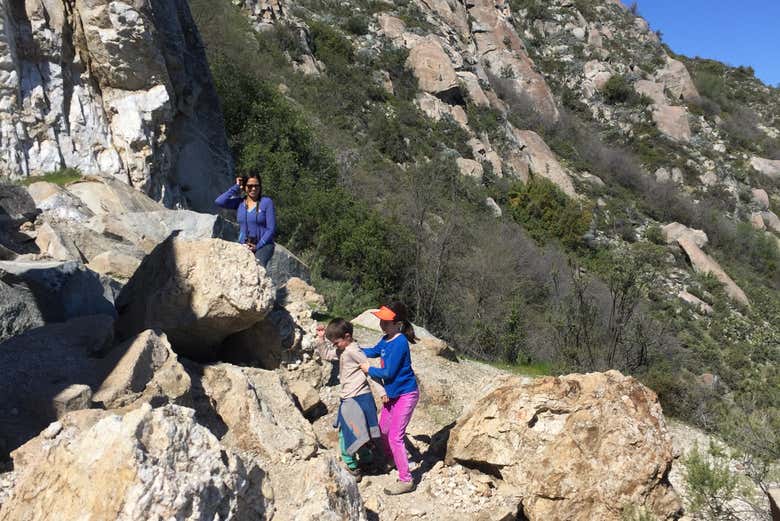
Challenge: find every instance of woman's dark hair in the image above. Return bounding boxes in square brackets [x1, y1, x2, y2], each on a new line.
[388, 301, 417, 344]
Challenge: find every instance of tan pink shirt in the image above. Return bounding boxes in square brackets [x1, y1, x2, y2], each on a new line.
[316, 340, 385, 400]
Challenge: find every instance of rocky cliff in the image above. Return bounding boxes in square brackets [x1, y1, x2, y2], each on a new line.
[0, 0, 232, 210]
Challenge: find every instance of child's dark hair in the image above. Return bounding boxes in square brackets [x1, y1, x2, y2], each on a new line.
[388, 301, 417, 344]
[325, 318, 353, 342]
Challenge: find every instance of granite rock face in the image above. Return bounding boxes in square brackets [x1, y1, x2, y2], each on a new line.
[0, 404, 272, 521]
[446, 371, 682, 521]
[115, 237, 275, 360]
[0, 0, 232, 211]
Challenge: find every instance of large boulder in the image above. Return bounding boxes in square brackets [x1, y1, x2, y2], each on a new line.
[655, 56, 700, 102]
[93, 330, 191, 410]
[282, 455, 366, 521]
[750, 156, 780, 179]
[195, 363, 318, 462]
[85, 209, 236, 254]
[406, 36, 460, 99]
[511, 129, 577, 198]
[65, 177, 165, 216]
[661, 222, 708, 248]
[0, 315, 115, 457]
[634, 79, 666, 105]
[676, 236, 750, 306]
[0, 185, 38, 255]
[762, 211, 780, 234]
[25, 181, 94, 223]
[115, 238, 275, 360]
[446, 371, 682, 521]
[0, 259, 118, 324]
[0, 273, 44, 342]
[751, 188, 770, 210]
[652, 105, 692, 142]
[36, 217, 145, 263]
[0, 404, 272, 521]
[0, 0, 232, 211]
[87, 251, 143, 280]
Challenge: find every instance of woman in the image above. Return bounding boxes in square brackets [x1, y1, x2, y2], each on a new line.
[359, 302, 419, 495]
[214, 174, 276, 267]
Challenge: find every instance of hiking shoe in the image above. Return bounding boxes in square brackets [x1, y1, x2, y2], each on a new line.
[383, 480, 415, 495]
[346, 466, 362, 483]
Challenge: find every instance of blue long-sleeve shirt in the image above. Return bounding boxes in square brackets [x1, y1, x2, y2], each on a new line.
[363, 334, 418, 399]
[214, 185, 276, 247]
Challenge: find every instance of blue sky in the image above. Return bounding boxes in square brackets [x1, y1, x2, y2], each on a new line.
[620, 1, 780, 87]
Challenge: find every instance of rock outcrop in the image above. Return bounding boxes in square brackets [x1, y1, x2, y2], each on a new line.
[511, 129, 577, 198]
[115, 237, 275, 360]
[0, 404, 271, 521]
[0, 0, 232, 211]
[446, 371, 682, 521]
[0, 259, 117, 323]
[196, 363, 318, 462]
[676, 236, 750, 307]
[406, 37, 460, 99]
[93, 330, 191, 410]
[661, 222, 708, 248]
[285, 455, 366, 521]
[750, 156, 780, 179]
[0, 315, 115, 457]
[655, 57, 700, 102]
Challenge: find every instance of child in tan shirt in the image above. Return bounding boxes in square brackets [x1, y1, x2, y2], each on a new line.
[315, 318, 385, 480]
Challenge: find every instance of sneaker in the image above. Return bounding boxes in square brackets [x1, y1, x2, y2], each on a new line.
[383, 480, 415, 495]
[346, 466, 362, 483]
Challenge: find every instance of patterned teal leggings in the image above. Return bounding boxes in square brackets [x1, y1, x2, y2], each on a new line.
[339, 430, 374, 470]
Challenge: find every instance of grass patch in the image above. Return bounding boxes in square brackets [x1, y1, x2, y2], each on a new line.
[462, 355, 553, 377]
[18, 168, 82, 186]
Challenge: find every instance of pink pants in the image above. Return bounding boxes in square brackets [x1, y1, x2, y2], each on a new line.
[378, 390, 419, 483]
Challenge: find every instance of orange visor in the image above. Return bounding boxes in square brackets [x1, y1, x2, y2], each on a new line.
[371, 306, 396, 321]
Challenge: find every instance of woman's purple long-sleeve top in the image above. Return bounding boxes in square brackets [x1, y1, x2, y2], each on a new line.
[214, 185, 276, 247]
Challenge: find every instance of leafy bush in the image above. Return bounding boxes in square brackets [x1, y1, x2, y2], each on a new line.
[644, 224, 664, 244]
[308, 20, 354, 70]
[343, 15, 369, 35]
[683, 443, 754, 520]
[507, 177, 591, 248]
[602, 75, 635, 104]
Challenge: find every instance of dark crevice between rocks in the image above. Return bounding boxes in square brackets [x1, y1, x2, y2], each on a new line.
[180, 359, 229, 440]
[453, 458, 504, 481]
[434, 85, 465, 106]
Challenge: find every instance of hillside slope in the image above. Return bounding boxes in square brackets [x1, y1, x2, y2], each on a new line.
[189, 0, 779, 516]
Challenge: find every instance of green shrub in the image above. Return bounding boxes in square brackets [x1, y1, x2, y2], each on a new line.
[602, 75, 635, 104]
[308, 20, 354, 70]
[683, 443, 753, 520]
[644, 224, 664, 245]
[508, 176, 591, 248]
[343, 15, 369, 35]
